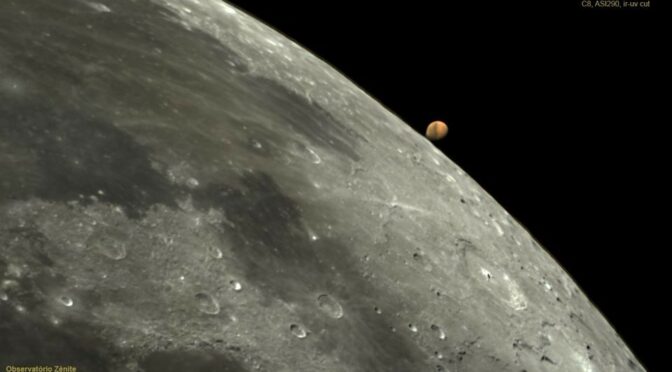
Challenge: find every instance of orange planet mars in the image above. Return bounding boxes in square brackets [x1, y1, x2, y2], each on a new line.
[425, 120, 448, 141]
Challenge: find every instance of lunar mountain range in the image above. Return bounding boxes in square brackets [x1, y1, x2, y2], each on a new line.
[0, 1, 644, 371]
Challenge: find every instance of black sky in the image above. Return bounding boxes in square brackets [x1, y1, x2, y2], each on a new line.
[226, 1, 665, 370]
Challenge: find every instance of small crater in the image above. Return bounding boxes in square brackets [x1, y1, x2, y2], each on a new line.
[194, 292, 220, 315]
[1, 279, 19, 293]
[207, 245, 223, 259]
[226, 58, 249, 74]
[293, 142, 323, 164]
[540, 355, 556, 364]
[58, 295, 73, 307]
[316, 294, 344, 319]
[229, 280, 242, 292]
[306, 147, 321, 164]
[186, 177, 200, 189]
[457, 350, 467, 361]
[290, 324, 308, 339]
[430, 324, 447, 340]
[86, 226, 129, 260]
[248, 138, 271, 156]
[87, 2, 111, 13]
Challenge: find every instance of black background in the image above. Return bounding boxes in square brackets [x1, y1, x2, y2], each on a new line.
[227, 1, 665, 370]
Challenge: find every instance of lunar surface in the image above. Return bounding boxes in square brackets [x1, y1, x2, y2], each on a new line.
[0, 1, 644, 371]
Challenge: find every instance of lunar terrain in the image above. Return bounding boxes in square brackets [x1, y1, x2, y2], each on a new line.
[0, 1, 644, 371]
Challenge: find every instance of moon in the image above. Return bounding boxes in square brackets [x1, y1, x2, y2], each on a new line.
[0, 1, 644, 371]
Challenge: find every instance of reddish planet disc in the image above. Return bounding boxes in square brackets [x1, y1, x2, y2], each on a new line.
[425, 121, 448, 141]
